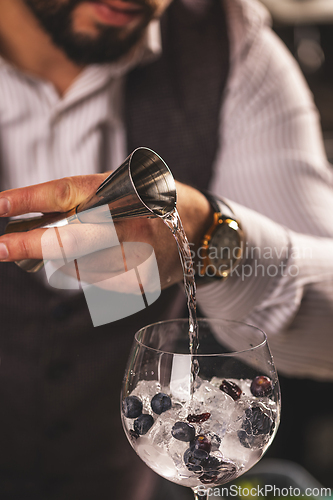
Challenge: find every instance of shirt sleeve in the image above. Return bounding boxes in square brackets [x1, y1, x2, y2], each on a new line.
[197, 0, 333, 380]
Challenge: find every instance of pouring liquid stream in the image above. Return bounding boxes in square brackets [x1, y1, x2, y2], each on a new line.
[163, 209, 199, 370]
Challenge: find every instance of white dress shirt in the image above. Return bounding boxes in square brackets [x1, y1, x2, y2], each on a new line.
[1, 0, 333, 380]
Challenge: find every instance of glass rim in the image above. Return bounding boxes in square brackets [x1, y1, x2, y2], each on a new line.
[134, 317, 268, 357]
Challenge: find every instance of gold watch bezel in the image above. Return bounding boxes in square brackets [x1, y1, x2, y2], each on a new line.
[198, 213, 243, 279]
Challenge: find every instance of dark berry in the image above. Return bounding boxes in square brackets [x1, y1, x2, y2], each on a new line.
[190, 435, 211, 457]
[238, 430, 251, 448]
[244, 406, 274, 435]
[122, 395, 143, 418]
[184, 443, 237, 484]
[151, 393, 172, 415]
[203, 455, 222, 471]
[134, 414, 154, 435]
[183, 447, 217, 474]
[184, 446, 220, 474]
[171, 421, 195, 442]
[187, 412, 211, 423]
[201, 458, 237, 484]
[220, 380, 242, 401]
[184, 448, 204, 472]
[129, 429, 140, 440]
[200, 472, 219, 484]
[238, 405, 275, 449]
[250, 376, 273, 397]
[192, 448, 210, 461]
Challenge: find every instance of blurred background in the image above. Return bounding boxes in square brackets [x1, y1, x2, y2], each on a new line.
[256, 0, 333, 489]
[260, 0, 333, 163]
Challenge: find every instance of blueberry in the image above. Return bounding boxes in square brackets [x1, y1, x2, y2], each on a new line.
[122, 395, 143, 418]
[151, 393, 172, 415]
[195, 448, 210, 461]
[184, 446, 220, 474]
[238, 405, 275, 449]
[250, 375, 273, 397]
[190, 435, 211, 457]
[220, 380, 242, 401]
[171, 421, 195, 442]
[134, 414, 154, 435]
[184, 448, 204, 472]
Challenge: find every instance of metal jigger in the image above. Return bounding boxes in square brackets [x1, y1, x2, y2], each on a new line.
[5, 148, 177, 272]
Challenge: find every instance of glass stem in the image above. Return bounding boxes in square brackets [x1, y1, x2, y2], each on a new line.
[192, 486, 209, 500]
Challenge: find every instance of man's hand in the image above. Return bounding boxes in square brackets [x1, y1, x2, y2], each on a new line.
[0, 174, 213, 289]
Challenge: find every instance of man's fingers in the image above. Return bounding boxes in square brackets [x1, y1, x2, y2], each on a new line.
[0, 219, 120, 262]
[0, 229, 46, 260]
[0, 174, 108, 217]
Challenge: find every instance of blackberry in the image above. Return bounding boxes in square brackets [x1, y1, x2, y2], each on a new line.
[238, 405, 275, 449]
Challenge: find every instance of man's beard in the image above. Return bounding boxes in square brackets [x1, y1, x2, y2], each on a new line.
[24, 0, 155, 64]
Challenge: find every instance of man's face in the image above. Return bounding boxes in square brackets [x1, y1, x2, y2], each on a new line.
[24, 0, 171, 64]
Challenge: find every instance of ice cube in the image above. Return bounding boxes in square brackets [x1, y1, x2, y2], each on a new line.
[194, 379, 224, 404]
[136, 438, 178, 479]
[220, 431, 256, 468]
[170, 355, 192, 402]
[147, 402, 187, 449]
[168, 436, 188, 470]
[126, 376, 278, 485]
[131, 380, 162, 413]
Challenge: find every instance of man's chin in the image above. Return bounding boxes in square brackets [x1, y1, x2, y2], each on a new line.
[24, 0, 153, 65]
[51, 25, 147, 65]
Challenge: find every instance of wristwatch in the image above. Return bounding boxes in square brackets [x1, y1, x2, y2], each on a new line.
[197, 194, 244, 281]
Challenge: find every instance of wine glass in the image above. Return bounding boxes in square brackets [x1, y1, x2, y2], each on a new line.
[121, 318, 281, 500]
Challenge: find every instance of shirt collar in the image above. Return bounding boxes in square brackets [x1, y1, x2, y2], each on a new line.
[0, 19, 162, 99]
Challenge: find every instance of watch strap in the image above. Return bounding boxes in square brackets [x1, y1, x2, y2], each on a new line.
[201, 191, 236, 220]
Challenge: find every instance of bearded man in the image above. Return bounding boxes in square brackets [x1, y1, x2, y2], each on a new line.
[0, 0, 333, 498]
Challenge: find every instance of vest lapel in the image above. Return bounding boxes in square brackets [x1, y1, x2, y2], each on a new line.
[125, 0, 230, 190]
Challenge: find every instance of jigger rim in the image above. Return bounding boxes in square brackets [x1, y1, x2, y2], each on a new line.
[127, 147, 177, 218]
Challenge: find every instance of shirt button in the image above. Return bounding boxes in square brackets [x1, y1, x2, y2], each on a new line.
[46, 421, 72, 440]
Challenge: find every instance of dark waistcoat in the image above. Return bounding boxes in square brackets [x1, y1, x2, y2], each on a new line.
[0, 1, 229, 498]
